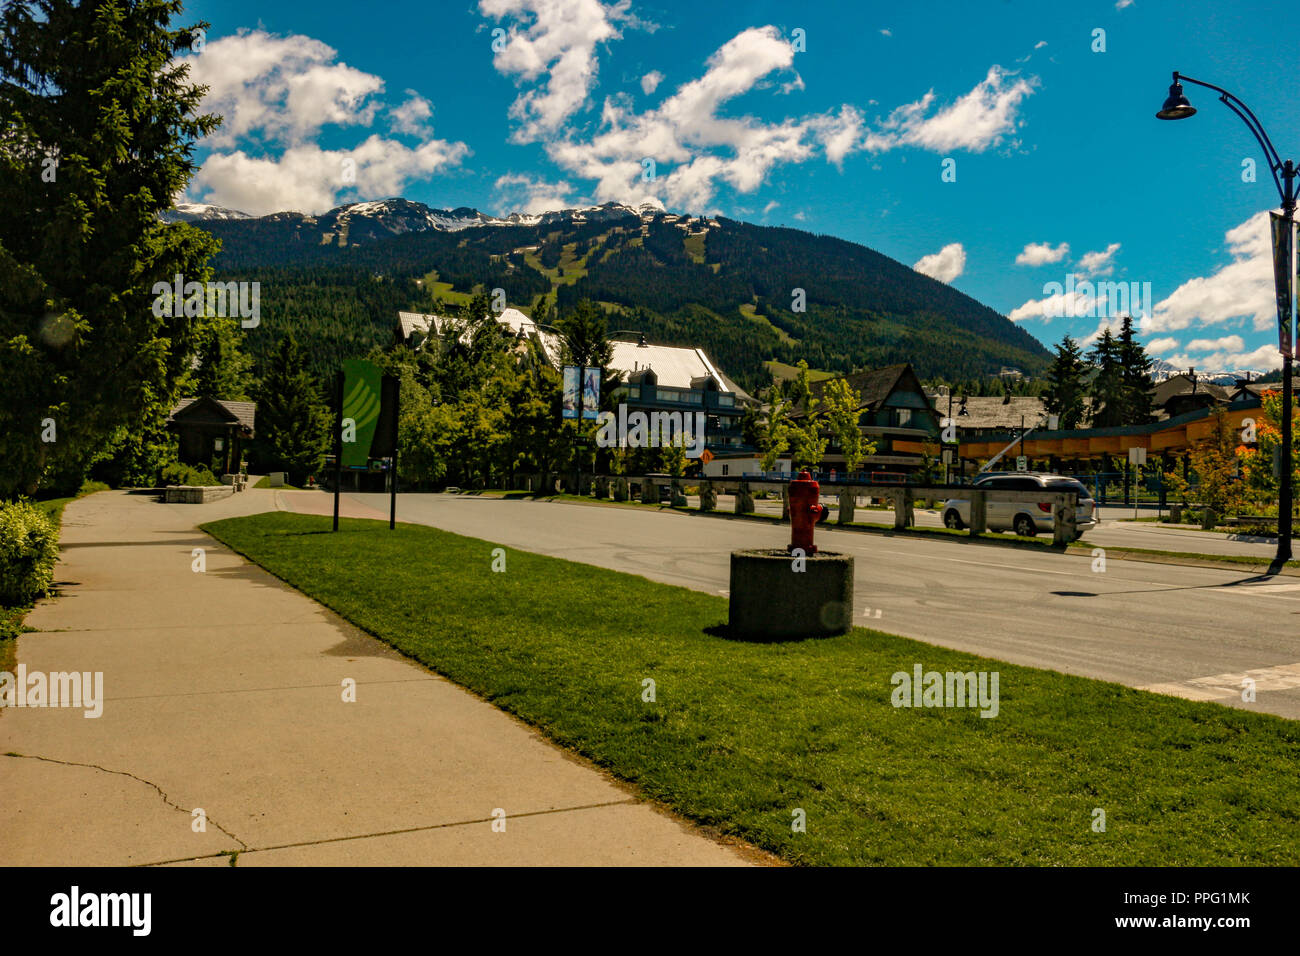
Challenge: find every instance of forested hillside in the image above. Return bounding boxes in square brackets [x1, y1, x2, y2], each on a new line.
[198, 202, 1050, 392]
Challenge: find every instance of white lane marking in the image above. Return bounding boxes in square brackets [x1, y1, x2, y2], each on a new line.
[1140, 662, 1300, 701]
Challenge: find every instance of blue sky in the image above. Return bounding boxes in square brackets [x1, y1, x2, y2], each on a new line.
[180, 0, 1300, 371]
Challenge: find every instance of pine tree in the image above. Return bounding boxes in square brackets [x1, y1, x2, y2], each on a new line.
[1088, 329, 1125, 427]
[1115, 315, 1153, 425]
[1042, 334, 1088, 429]
[556, 298, 613, 369]
[0, 0, 220, 496]
[188, 316, 253, 400]
[254, 335, 329, 484]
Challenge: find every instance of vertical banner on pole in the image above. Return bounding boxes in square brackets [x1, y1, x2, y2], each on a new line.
[581, 366, 601, 420]
[562, 365, 580, 419]
[1270, 212, 1294, 356]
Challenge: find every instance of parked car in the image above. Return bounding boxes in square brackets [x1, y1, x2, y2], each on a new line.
[942, 473, 1098, 537]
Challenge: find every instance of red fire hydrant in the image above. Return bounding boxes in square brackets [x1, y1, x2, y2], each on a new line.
[789, 470, 825, 554]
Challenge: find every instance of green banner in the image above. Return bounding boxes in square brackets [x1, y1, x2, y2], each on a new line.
[341, 359, 383, 468]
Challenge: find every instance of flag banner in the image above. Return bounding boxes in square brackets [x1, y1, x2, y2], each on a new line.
[1270, 212, 1294, 356]
[340, 359, 383, 469]
[562, 365, 580, 419]
[581, 366, 601, 420]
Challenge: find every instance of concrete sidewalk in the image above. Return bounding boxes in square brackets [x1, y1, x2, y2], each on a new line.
[0, 490, 751, 866]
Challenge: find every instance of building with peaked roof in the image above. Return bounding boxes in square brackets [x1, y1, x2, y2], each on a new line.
[786, 364, 942, 475]
[167, 397, 256, 476]
[610, 337, 756, 457]
[1151, 371, 1230, 419]
[397, 308, 564, 367]
[395, 309, 755, 456]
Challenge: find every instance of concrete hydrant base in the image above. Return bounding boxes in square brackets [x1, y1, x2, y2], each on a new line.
[727, 549, 855, 640]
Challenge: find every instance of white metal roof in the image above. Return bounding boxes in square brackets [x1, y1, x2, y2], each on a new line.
[608, 341, 725, 391]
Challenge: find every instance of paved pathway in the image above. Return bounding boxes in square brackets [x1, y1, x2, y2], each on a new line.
[0, 490, 751, 866]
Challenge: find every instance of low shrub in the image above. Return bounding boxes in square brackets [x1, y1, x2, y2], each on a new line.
[0, 500, 60, 607]
[160, 463, 220, 487]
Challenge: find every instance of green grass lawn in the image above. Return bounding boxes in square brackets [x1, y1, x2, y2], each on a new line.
[253, 475, 301, 490]
[202, 511, 1300, 866]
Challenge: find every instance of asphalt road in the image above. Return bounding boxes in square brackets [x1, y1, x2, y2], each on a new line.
[316, 492, 1300, 720]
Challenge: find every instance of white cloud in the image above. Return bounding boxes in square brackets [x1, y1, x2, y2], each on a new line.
[762, 200, 779, 214]
[1015, 241, 1069, 266]
[1145, 336, 1180, 354]
[480, 0, 632, 142]
[1161, 344, 1281, 373]
[183, 31, 384, 147]
[389, 91, 434, 136]
[182, 30, 468, 215]
[1116, 0, 1135, 9]
[541, 25, 826, 210]
[493, 172, 578, 214]
[880, 28, 892, 37]
[1034, 40, 1048, 49]
[793, 211, 807, 221]
[483, 9, 1037, 213]
[1008, 285, 1096, 323]
[913, 243, 966, 283]
[191, 136, 469, 216]
[864, 65, 1038, 153]
[1144, 210, 1278, 335]
[1077, 242, 1120, 276]
[1184, 335, 1246, 353]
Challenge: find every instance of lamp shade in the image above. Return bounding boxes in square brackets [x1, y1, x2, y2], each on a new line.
[1156, 81, 1196, 120]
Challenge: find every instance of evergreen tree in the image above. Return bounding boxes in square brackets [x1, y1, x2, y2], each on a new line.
[556, 298, 613, 369]
[254, 335, 329, 484]
[188, 315, 254, 400]
[1115, 315, 1153, 425]
[1088, 329, 1125, 427]
[1042, 334, 1088, 429]
[0, 0, 220, 496]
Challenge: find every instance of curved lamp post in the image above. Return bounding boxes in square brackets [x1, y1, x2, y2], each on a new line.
[1156, 72, 1295, 563]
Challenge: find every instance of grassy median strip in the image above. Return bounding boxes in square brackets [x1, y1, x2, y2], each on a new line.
[202, 511, 1300, 866]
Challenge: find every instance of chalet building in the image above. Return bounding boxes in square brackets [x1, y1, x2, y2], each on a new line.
[1151, 370, 1230, 419]
[395, 309, 756, 456]
[610, 338, 755, 456]
[785, 364, 942, 477]
[166, 397, 256, 476]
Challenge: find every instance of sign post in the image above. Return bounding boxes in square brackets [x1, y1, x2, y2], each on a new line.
[1128, 446, 1147, 520]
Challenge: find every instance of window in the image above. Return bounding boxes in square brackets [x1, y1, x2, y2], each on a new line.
[722, 464, 729, 476]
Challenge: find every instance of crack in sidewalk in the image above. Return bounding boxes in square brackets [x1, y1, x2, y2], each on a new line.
[141, 797, 639, 866]
[4, 751, 249, 851]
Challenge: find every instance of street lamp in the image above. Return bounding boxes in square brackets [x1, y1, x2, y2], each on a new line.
[1156, 71, 1296, 563]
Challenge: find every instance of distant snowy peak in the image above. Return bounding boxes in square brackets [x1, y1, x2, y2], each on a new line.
[160, 202, 252, 222]
[166, 196, 709, 244]
[1149, 357, 1271, 384]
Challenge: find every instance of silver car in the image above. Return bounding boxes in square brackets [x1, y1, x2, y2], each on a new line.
[942, 473, 1098, 537]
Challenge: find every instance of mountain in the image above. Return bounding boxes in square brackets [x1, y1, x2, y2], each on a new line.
[179, 197, 1053, 391]
[1149, 357, 1272, 385]
[159, 202, 253, 222]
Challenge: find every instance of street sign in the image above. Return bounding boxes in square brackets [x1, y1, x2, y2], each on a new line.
[1127, 446, 1147, 466]
[1016, 456, 1027, 472]
[700, 448, 714, 465]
